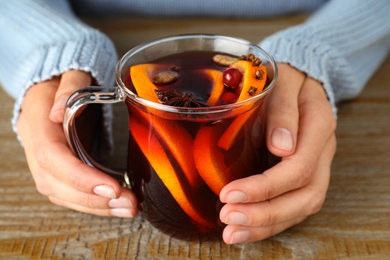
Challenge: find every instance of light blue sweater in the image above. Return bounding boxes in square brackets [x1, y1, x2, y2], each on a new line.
[0, 0, 389, 131]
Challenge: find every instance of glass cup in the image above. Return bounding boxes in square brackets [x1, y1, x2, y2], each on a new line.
[63, 34, 278, 240]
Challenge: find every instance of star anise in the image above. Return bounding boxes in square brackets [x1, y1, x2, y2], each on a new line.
[155, 89, 208, 108]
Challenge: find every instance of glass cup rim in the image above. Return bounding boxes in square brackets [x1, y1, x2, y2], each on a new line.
[115, 34, 278, 114]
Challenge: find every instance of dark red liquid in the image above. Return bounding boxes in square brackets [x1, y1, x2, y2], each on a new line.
[125, 51, 275, 240]
[125, 51, 249, 106]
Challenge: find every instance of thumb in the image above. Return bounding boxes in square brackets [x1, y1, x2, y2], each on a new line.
[266, 64, 305, 157]
[49, 70, 93, 123]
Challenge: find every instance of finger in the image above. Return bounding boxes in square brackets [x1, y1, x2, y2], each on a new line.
[50, 70, 92, 123]
[42, 170, 137, 211]
[34, 125, 124, 199]
[266, 64, 305, 157]
[21, 111, 137, 217]
[34, 137, 122, 196]
[223, 216, 305, 244]
[48, 187, 138, 218]
[49, 196, 138, 218]
[23, 125, 137, 216]
[220, 78, 336, 203]
[220, 134, 336, 227]
[221, 134, 336, 244]
[21, 82, 123, 199]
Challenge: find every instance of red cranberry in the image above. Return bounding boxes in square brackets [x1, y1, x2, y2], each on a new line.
[220, 91, 237, 104]
[223, 68, 242, 89]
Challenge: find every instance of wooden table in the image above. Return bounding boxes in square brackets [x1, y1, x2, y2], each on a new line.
[1, 17, 390, 259]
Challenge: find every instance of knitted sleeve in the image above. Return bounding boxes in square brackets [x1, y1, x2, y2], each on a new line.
[259, 0, 390, 115]
[0, 0, 118, 131]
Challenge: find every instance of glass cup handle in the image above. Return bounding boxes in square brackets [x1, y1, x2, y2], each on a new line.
[63, 86, 130, 186]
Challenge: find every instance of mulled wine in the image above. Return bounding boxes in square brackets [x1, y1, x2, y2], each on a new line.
[125, 50, 273, 239]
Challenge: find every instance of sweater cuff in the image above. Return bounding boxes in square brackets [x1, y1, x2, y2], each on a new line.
[259, 25, 359, 116]
[12, 29, 118, 134]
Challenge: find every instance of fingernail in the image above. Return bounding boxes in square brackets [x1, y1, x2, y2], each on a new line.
[225, 211, 249, 225]
[271, 128, 293, 151]
[109, 197, 133, 208]
[111, 208, 134, 218]
[93, 185, 117, 199]
[224, 190, 248, 203]
[229, 230, 251, 244]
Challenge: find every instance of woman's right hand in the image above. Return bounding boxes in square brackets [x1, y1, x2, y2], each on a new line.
[17, 70, 138, 218]
[219, 64, 337, 244]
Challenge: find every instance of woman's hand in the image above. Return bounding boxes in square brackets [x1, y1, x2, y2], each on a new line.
[17, 70, 138, 218]
[219, 64, 337, 244]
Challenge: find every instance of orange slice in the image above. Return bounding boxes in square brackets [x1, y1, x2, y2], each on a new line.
[129, 64, 226, 189]
[135, 109, 201, 189]
[234, 60, 267, 102]
[217, 109, 255, 151]
[194, 122, 257, 195]
[193, 124, 235, 195]
[129, 64, 160, 103]
[129, 114, 214, 229]
[205, 69, 224, 106]
[131, 64, 224, 107]
[218, 60, 267, 150]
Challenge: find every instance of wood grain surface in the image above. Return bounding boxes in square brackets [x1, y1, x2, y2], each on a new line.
[1, 17, 389, 259]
